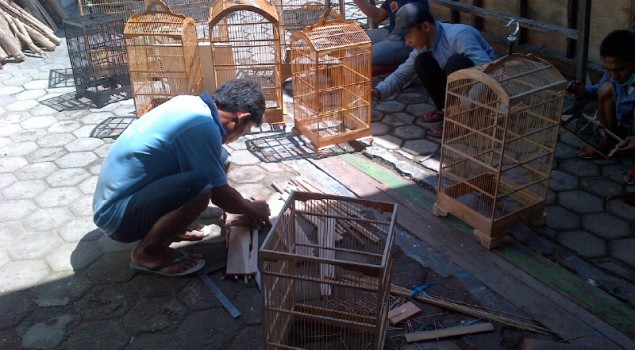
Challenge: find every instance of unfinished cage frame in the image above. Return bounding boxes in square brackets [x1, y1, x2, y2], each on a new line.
[433, 54, 567, 249]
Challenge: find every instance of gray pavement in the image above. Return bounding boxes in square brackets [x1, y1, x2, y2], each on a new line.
[1, 35, 634, 349]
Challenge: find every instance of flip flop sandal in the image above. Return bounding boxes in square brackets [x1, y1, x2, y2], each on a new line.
[576, 146, 599, 159]
[625, 169, 635, 185]
[422, 110, 444, 123]
[427, 126, 443, 138]
[130, 251, 205, 278]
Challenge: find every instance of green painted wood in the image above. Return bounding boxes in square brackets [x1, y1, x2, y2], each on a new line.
[339, 153, 635, 338]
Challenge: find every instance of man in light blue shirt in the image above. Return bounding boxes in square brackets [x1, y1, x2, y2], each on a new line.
[372, 3, 495, 137]
[93, 79, 271, 277]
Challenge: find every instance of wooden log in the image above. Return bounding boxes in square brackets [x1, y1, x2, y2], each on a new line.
[0, 44, 7, 62]
[2, 12, 46, 57]
[24, 20, 55, 50]
[43, 0, 68, 22]
[0, 10, 24, 61]
[0, 0, 60, 46]
[12, 0, 56, 32]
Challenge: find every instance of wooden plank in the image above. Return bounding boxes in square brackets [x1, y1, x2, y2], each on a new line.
[309, 154, 635, 349]
[387, 301, 422, 324]
[404, 322, 495, 342]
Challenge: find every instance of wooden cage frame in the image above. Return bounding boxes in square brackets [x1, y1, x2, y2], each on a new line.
[208, 0, 285, 127]
[433, 54, 566, 249]
[124, 0, 203, 117]
[289, 9, 372, 151]
[260, 191, 397, 349]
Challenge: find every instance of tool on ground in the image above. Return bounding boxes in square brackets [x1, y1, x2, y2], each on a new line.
[198, 273, 241, 318]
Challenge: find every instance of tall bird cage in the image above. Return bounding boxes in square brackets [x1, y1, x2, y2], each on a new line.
[271, 0, 345, 79]
[208, 0, 284, 127]
[290, 9, 372, 150]
[124, 0, 203, 117]
[433, 54, 566, 249]
[63, 12, 130, 108]
[260, 191, 398, 350]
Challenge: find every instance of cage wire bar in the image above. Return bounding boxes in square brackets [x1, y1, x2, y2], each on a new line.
[208, 0, 284, 127]
[63, 13, 131, 108]
[260, 191, 397, 349]
[290, 9, 372, 150]
[433, 54, 566, 249]
[124, 0, 203, 117]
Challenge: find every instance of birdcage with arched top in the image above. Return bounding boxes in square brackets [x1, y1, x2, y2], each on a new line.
[124, 0, 203, 117]
[208, 0, 284, 127]
[432, 54, 567, 249]
[290, 10, 372, 150]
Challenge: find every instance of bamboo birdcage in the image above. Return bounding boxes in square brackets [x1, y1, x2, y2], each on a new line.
[290, 10, 372, 150]
[124, 0, 203, 117]
[433, 54, 566, 249]
[260, 191, 397, 349]
[208, 0, 284, 127]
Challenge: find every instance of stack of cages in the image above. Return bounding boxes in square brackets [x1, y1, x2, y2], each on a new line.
[290, 10, 372, 150]
[124, 0, 203, 117]
[271, 0, 345, 80]
[433, 54, 566, 249]
[64, 12, 131, 108]
[208, 0, 284, 128]
[260, 191, 398, 349]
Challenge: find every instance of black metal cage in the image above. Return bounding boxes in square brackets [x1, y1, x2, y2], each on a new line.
[63, 13, 131, 108]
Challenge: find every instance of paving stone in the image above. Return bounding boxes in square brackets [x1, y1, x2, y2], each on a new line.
[33, 272, 92, 306]
[559, 230, 606, 258]
[229, 149, 261, 166]
[36, 187, 82, 208]
[554, 142, 578, 159]
[558, 130, 584, 148]
[395, 91, 428, 105]
[0, 199, 38, 222]
[0, 123, 20, 137]
[6, 99, 42, 113]
[64, 138, 104, 152]
[610, 238, 635, 268]
[63, 320, 130, 350]
[544, 206, 580, 230]
[373, 135, 402, 150]
[582, 213, 632, 240]
[0, 260, 50, 293]
[14, 89, 46, 101]
[72, 125, 98, 138]
[0, 85, 24, 96]
[21, 314, 75, 349]
[402, 138, 439, 156]
[373, 100, 405, 113]
[0, 112, 31, 124]
[228, 165, 266, 184]
[25, 147, 67, 163]
[580, 176, 623, 198]
[559, 158, 601, 177]
[89, 163, 102, 175]
[47, 120, 82, 134]
[548, 169, 578, 191]
[80, 112, 117, 125]
[406, 102, 435, 117]
[382, 112, 416, 126]
[57, 217, 101, 243]
[97, 234, 136, 253]
[47, 168, 91, 188]
[0, 250, 9, 269]
[78, 176, 98, 195]
[393, 124, 425, 140]
[0, 221, 25, 246]
[69, 195, 94, 217]
[595, 258, 635, 281]
[0, 156, 28, 173]
[0, 172, 17, 190]
[46, 241, 103, 272]
[10, 232, 62, 260]
[2, 75, 32, 87]
[370, 121, 391, 136]
[93, 143, 112, 158]
[14, 162, 58, 181]
[371, 109, 383, 122]
[0, 141, 38, 157]
[112, 106, 136, 117]
[257, 161, 289, 173]
[23, 80, 49, 90]
[607, 197, 635, 221]
[507, 225, 558, 255]
[558, 190, 603, 214]
[123, 298, 189, 334]
[0, 290, 36, 329]
[1, 179, 48, 199]
[54, 151, 97, 168]
[0, 137, 9, 148]
[601, 164, 628, 184]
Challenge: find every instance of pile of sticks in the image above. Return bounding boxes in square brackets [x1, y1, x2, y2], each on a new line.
[0, 0, 64, 66]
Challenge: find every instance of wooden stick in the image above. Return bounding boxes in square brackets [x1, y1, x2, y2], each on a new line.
[0, 44, 7, 62]
[404, 322, 495, 342]
[3, 12, 46, 57]
[24, 20, 55, 50]
[0, 0, 60, 46]
[0, 10, 24, 61]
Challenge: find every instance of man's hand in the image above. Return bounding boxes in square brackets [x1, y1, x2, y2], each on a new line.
[371, 88, 381, 101]
[565, 80, 585, 99]
[249, 199, 271, 228]
[617, 136, 635, 154]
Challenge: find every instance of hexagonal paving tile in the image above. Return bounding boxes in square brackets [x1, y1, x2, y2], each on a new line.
[36, 133, 77, 148]
[393, 125, 425, 140]
[93, 143, 112, 158]
[0, 123, 21, 137]
[72, 125, 97, 138]
[0, 260, 50, 293]
[14, 89, 46, 101]
[580, 176, 623, 198]
[1, 179, 48, 199]
[47, 120, 82, 134]
[0, 156, 28, 173]
[0, 141, 38, 156]
[14, 162, 58, 181]
[23, 79, 49, 90]
[0, 199, 38, 222]
[0, 221, 26, 246]
[22, 207, 73, 232]
[558, 190, 603, 214]
[10, 128, 47, 143]
[78, 176, 98, 195]
[33, 272, 91, 306]
[609, 238, 635, 268]
[559, 158, 601, 178]
[36, 187, 82, 208]
[6, 99, 39, 112]
[20, 115, 57, 129]
[382, 112, 416, 126]
[25, 147, 67, 163]
[64, 138, 105, 152]
[54, 152, 97, 168]
[582, 213, 631, 240]
[9, 232, 62, 260]
[544, 206, 580, 230]
[371, 121, 391, 136]
[0, 85, 24, 96]
[373, 100, 405, 114]
[69, 195, 94, 217]
[403, 138, 439, 156]
[548, 170, 578, 191]
[0, 173, 17, 190]
[373, 135, 403, 150]
[559, 230, 606, 258]
[46, 241, 103, 271]
[229, 149, 261, 166]
[227, 165, 265, 184]
[57, 217, 101, 243]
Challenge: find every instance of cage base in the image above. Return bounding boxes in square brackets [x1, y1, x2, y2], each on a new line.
[75, 76, 131, 108]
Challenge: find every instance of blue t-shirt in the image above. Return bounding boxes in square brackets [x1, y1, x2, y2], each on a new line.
[92, 93, 228, 235]
[380, 0, 429, 33]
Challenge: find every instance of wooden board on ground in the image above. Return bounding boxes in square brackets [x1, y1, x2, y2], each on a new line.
[404, 322, 495, 342]
[388, 301, 422, 324]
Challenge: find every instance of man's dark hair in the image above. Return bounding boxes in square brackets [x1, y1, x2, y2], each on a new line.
[600, 30, 635, 63]
[212, 79, 266, 126]
[411, 5, 436, 26]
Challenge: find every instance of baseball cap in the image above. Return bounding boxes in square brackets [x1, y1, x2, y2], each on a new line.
[394, 2, 431, 30]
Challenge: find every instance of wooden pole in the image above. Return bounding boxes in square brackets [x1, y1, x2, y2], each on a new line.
[0, 9, 25, 61]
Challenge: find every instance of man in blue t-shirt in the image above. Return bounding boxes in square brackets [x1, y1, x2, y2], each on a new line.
[352, 0, 429, 75]
[92, 79, 271, 277]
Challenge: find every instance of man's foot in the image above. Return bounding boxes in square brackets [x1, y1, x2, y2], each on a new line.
[173, 223, 208, 242]
[422, 110, 444, 123]
[428, 126, 443, 138]
[577, 146, 601, 159]
[625, 168, 635, 185]
[130, 248, 204, 277]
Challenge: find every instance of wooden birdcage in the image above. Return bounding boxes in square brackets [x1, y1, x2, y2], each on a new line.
[63, 13, 131, 108]
[208, 0, 284, 127]
[124, 0, 203, 117]
[260, 191, 397, 350]
[78, 0, 146, 21]
[163, 0, 214, 40]
[290, 10, 372, 150]
[433, 54, 566, 249]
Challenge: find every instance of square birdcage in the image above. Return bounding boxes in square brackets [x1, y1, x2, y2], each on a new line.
[290, 10, 372, 150]
[433, 54, 566, 249]
[208, 0, 284, 127]
[63, 13, 131, 108]
[260, 191, 397, 350]
[124, 0, 203, 117]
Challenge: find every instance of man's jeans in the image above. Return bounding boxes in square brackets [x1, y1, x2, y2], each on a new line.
[367, 28, 412, 66]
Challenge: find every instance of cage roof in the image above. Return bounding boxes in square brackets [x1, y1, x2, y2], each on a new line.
[209, 0, 279, 26]
[124, 0, 196, 37]
[290, 10, 370, 52]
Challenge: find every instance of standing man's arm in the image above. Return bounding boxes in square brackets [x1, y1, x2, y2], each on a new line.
[353, 0, 390, 24]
